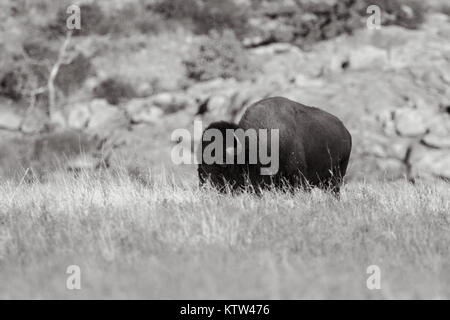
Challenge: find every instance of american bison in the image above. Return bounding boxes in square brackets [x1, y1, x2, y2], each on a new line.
[197, 96, 352, 194]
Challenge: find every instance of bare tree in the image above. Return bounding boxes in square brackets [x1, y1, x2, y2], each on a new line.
[47, 30, 73, 118]
[18, 31, 75, 133]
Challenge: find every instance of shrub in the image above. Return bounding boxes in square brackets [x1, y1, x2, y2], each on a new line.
[251, 0, 426, 47]
[23, 40, 57, 61]
[90, 2, 165, 36]
[45, 2, 167, 37]
[0, 50, 47, 103]
[361, 0, 426, 30]
[184, 30, 254, 81]
[46, 2, 111, 37]
[293, 0, 364, 46]
[248, 0, 365, 47]
[151, 0, 249, 37]
[93, 77, 137, 105]
[129, 10, 164, 35]
[0, 67, 29, 101]
[55, 53, 93, 95]
[439, 4, 450, 16]
[151, 0, 200, 20]
[0, 42, 93, 104]
[194, 0, 249, 36]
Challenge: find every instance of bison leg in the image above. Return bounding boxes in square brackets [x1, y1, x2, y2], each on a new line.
[328, 155, 350, 197]
[198, 168, 207, 188]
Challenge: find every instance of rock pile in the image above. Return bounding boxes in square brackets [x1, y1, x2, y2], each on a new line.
[375, 100, 450, 181]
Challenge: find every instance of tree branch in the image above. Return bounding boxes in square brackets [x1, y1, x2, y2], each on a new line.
[47, 30, 73, 118]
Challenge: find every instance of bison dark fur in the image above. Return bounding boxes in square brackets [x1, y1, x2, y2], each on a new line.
[197, 97, 352, 194]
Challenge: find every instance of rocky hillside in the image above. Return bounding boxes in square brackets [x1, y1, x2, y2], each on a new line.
[0, 0, 449, 183]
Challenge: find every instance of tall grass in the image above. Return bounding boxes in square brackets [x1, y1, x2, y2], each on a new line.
[0, 168, 449, 299]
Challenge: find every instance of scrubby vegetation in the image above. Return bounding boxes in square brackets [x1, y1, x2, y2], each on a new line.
[184, 30, 254, 81]
[247, 0, 426, 47]
[47, 2, 166, 38]
[0, 0, 432, 112]
[151, 0, 249, 36]
[47, 2, 110, 37]
[365, 0, 426, 29]
[438, 3, 450, 16]
[93, 77, 137, 105]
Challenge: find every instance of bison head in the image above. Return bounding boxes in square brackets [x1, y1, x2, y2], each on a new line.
[197, 121, 257, 192]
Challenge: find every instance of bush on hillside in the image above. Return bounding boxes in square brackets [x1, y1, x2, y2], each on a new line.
[45, 1, 168, 38]
[93, 77, 137, 105]
[184, 30, 254, 81]
[151, 0, 249, 37]
[0, 67, 29, 101]
[439, 4, 450, 16]
[294, 0, 363, 46]
[361, 0, 426, 30]
[46, 2, 111, 37]
[250, 0, 426, 47]
[117, 4, 165, 35]
[1, 41, 93, 105]
[55, 53, 94, 95]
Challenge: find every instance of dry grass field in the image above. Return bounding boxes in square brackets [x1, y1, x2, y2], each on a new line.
[0, 168, 449, 299]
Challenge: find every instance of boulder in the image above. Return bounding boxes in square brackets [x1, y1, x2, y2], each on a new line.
[387, 139, 412, 160]
[421, 134, 450, 149]
[187, 78, 238, 99]
[21, 109, 47, 134]
[376, 110, 397, 136]
[0, 109, 22, 131]
[348, 45, 388, 70]
[151, 92, 193, 114]
[87, 99, 126, 135]
[136, 82, 153, 97]
[125, 98, 163, 124]
[412, 146, 450, 179]
[427, 113, 450, 137]
[152, 93, 173, 108]
[294, 74, 325, 88]
[135, 107, 163, 124]
[370, 143, 388, 158]
[329, 52, 349, 73]
[207, 95, 229, 113]
[242, 35, 265, 48]
[394, 108, 428, 137]
[67, 103, 91, 130]
[49, 111, 67, 130]
[250, 43, 299, 55]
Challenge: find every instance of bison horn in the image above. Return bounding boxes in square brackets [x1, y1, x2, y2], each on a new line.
[234, 132, 243, 154]
[225, 146, 235, 156]
[226, 132, 243, 156]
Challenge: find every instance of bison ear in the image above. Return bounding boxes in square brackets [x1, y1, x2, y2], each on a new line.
[225, 145, 235, 157]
